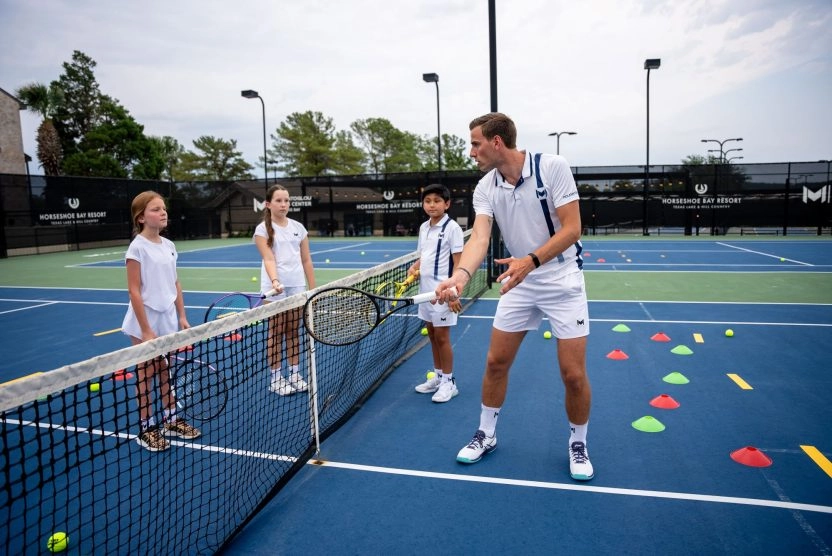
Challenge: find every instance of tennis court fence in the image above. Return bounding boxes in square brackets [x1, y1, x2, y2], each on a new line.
[0, 236, 489, 555]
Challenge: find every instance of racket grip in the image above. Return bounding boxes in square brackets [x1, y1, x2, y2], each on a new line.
[263, 286, 283, 298]
[411, 286, 458, 305]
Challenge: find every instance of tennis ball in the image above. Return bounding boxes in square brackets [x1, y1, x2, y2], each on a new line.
[360, 251, 365, 255]
[251, 276, 257, 282]
[325, 258, 330, 263]
[780, 257, 785, 262]
[725, 329, 734, 337]
[47, 532, 68, 552]
[543, 330, 553, 339]
[421, 327, 428, 336]
[89, 383, 100, 393]
[426, 371, 436, 380]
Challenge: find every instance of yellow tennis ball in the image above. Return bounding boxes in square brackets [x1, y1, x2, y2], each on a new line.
[426, 371, 436, 380]
[251, 276, 257, 282]
[421, 327, 428, 336]
[360, 251, 365, 255]
[325, 258, 330, 263]
[89, 383, 100, 392]
[47, 532, 68, 552]
[780, 258, 785, 262]
[725, 329, 734, 337]
[543, 330, 553, 339]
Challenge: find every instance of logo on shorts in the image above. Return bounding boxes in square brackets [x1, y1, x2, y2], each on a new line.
[440, 317, 447, 322]
[576, 319, 585, 326]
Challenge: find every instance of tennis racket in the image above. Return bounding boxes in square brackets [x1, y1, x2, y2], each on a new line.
[374, 271, 419, 299]
[303, 285, 456, 346]
[204, 287, 280, 322]
[171, 353, 227, 421]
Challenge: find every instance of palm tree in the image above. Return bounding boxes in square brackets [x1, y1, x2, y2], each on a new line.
[16, 82, 64, 175]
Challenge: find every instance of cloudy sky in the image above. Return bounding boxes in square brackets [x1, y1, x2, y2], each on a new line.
[2, 0, 830, 175]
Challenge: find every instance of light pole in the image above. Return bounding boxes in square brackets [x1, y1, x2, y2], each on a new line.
[701, 137, 743, 163]
[644, 58, 661, 236]
[727, 156, 744, 163]
[241, 89, 268, 190]
[422, 73, 441, 171]
[547, 131, 577, 155]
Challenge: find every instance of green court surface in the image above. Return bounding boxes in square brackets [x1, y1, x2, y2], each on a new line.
[1, 236, 830, 303]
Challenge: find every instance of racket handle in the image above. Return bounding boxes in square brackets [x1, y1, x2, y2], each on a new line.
[262, 286, 282, 298]
[411, 286, 458, 305]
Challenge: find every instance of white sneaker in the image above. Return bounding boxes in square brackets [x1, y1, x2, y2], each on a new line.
[289, 373, 309, 392]
[270, 376, 296, 396]
[569, 441, 594, 481]
[431, 379, 458, 403]
[415, 372, 441, 394]
[456, 430, 497, 464]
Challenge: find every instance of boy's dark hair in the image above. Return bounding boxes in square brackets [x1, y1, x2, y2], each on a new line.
[422, 183, 450, 201]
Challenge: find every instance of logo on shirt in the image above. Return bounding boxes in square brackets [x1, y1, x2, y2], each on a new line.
[293, 232, 299, 236]
[576, 319, 585, 326]
[563, 191, 579, 201]
[438, 231, 445, 239]
[536, 189, 547, 200]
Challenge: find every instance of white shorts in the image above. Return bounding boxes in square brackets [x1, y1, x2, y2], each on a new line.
[493, 270, 589, 339]
[265, 285, 306, 301]
[418, 299, 458, 328]
[122, 304, 179, 340]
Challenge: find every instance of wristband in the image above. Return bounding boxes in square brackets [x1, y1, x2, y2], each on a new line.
[271, 278, 280, 283]
[456, 267, 472, 280]
[528, 253, 541, 268]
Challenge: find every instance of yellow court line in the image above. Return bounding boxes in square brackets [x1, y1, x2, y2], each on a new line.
[693, 333, 704, 343]
[1, 371, 44, 387]
[93, 328, 122, 337]
[801, 445, 832, 479]
[727, 373, 753, 390]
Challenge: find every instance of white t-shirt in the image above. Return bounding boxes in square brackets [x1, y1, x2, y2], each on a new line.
[253, 219, 309, 292]
[416, 214, 464, 294]
[124, 234, 179, 311]
[473, 151, 583, 278]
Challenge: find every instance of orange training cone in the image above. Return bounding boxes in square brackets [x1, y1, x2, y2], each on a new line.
[730, 446, 772, 468]
[597, 258, 606, 263]
[649, 394, 680, 409]
[223, 333, 243, 342]
[606, 349, 629, 360]
[651, 332, 671, 342]
[113, 369, 134, 381]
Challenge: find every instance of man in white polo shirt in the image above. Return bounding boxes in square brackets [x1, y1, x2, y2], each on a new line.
[434, 112, 593, 481]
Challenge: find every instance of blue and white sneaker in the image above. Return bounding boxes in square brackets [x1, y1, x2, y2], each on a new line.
[569, 441, 594, 481]
[456, 430, 497, 463]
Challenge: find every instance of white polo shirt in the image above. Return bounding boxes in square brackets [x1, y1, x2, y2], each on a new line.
[254, 219, 308, 291]
[472, 151, 583, 278]
[416, 214, 464, 293]
[124, 234, 179, 311]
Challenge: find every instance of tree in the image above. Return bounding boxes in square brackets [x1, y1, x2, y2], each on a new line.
[439, 133, 477, 171]
[332, 130, 365, 175]
[269, 111, 340, 177]
[149, 136, 186, 182]
[175, 136, 254, 182]
[15, 82, 64, 175]
[350, 118, 425, 173]
[61, 98, 165, 179]
[51, 50, 102, 158]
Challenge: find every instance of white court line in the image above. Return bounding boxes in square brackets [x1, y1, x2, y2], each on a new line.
[717, 242, 814, 266]
[6, 417, 829, 515]
[0, 301, 58, 315]
[307, 459, 832, 515]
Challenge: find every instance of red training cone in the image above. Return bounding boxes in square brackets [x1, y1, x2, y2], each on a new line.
[651, 332, 671, 342]
[597, 258, 606, 263]
[730, 446, 772, 468]
[649, 394, 680, 409]
[606, 349, 629, 360]
[223, 333, 243, 342]
[113, 369, 134, 381]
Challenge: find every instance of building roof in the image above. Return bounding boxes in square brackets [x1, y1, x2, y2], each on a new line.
[0, 86, 26, 109]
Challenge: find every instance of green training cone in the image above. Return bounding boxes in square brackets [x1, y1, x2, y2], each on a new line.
[662, 372, 690, 384]
[671, 345, 694, 355]
[612, 324, 631, 332]
[632, 415, 666, 433]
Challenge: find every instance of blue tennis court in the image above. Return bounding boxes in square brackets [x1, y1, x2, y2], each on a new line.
[1, 238, 830, 554]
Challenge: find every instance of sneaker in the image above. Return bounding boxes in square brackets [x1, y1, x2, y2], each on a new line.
[164, 419, 201, 440]
[431, 379, 458, 403]
[289, 373, 309, 392]
[569, 441, 594, 481]
[456, 430, 497, 464]
[270, 376, 296, 396]
[136, 428, 170, 452]
[415, 372, 441, 394]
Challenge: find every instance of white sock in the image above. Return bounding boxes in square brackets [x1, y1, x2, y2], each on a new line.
[289, 364, 300, 378]
[479, 404, 500, 437]
[271, 368, 282, 382]
[141, 417, 155, 431]
[440, 371, 453, 383]
[570, 422, 588, 444]
[164, 408, 177, 423]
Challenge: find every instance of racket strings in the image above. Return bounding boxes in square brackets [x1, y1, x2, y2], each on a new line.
[307, 289, 378, 345]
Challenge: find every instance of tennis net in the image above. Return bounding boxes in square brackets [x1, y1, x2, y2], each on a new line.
[0, 236, 489, 555]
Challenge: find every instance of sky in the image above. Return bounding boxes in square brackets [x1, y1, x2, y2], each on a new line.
[1, 0, 830, 176]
